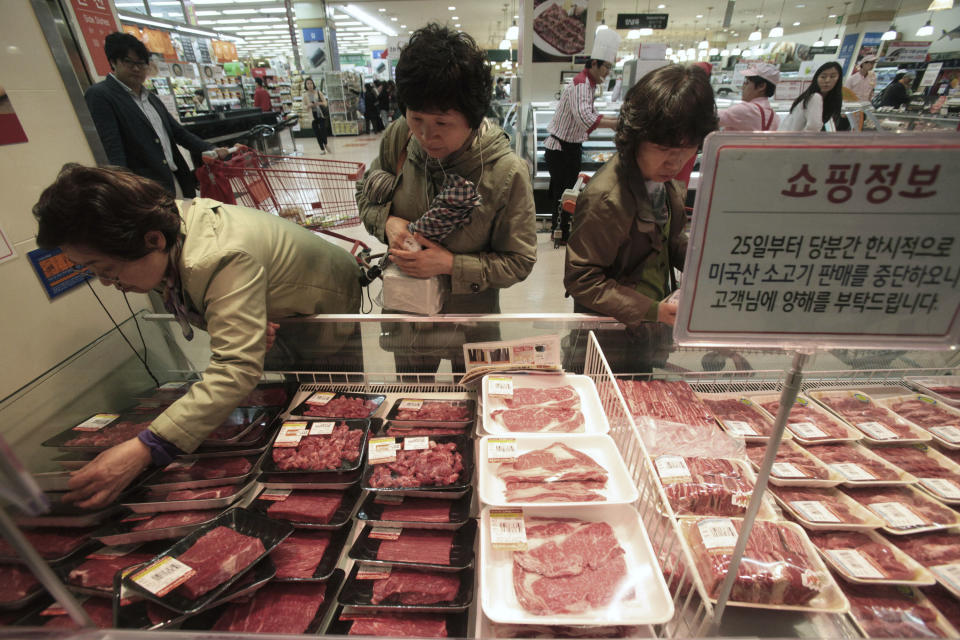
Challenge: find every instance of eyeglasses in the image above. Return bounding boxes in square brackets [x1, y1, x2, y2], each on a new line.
[69, 263, 121, 284]
[121, 58, 150, 69]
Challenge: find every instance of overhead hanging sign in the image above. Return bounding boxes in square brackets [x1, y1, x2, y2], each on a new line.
[675, 133, 960, 350]
[882, 41, 930, 64]
[616, 13, 669, 29]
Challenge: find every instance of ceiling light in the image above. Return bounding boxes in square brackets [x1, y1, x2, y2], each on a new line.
[639, 27, 653, 35]
[928, 0, 953, 8]
[627, 29, 641, 39]
[455, 23, 461, 27]
[448, 6, 456, 10]
[195, 11, 220, 16]
[685, 47, 695, 56]
[793, 21, 801, 25]
[917, 19, 934, 36]
[118, 13, 171, 28]
[796, 3, 805, 7]
[696, 13, 703, 18]
[657, 3, 666, 7]
[720, 48, 729, 55]
[756, 13, 764, 18]
[828, 13, 836, 17]
[732, 46, 742, 55]
[378, 7, 386, 11]
[813, 35, 824, 46]
[400, 24, 406, 28]
[222, 9, 256, 14]
[596, 22, 608, 31]
[699, 39, 709, 49]
[665, 47, 673, 55]
[769, 22, 783, 37]
[829, 33, 841, 46]
[340, 4, 398, 37]
[213, 19, 248, 24]
[709, 47, 719, 55]
[452, 16, 459, 19]
[260, 8, 288, 13]
[749, 26, 762, 40]
[506, 21, 519, 39]
[499, 38, 511, 49]
[881, 24, 897, 40]
[336, 21, 361, 26]
[391, 17, 398, 21]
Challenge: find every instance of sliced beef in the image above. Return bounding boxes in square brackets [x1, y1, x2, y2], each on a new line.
[497, 442, 607, 484]
[888, 399, 957, 429]
[808, 531, 914, 581]
[68, 552, 156, 589]
[0, 528, 92, 560]
[491, 407, 584, 433]
[843, 582, 951, 638]
[844, 487, 956, 528]
[272, 423, 364, 471]
[347, 612, 448, 637]
[772, 487, 867, 524]
[64, 419, 153, 448]
[0, 564, 39, 602]
[395, 401, 471, 421]
[745, 443, 830, 479]
[165, 484, 239, 502]
[922, 585, 960, 632]
[376, 529, 454, 565]
[816, 394, 917, 439]
[270, 530, 332, 579]
[130, 510, 219, 532]
[615, 380, 716, 429]
[213, 581, 327, 633]
[368, 441, 464, 488]
[869, 446, 955, 479]
[369, 569, 460, 605]
[266, 490, 343, 524]
[43, 597, 114, 629]
[506, 480, 607, 503]
[703, 398, 774, 436]
[659, 457, 753, 517]
[386, 426, 468, 436]
[380, 499, 451, 523]
[176, 526, 265, 599]
[501, 386, 581, 410]
[804, 443, 902, 481]
[759, 399, 851, 440]
[887, 531, 960, 567]
[305, 396, 378, 419]
[159, 457, 251, 482]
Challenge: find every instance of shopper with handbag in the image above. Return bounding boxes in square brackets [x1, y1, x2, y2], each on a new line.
[779, 61, 844, 131]
[303, 77, 329, 154]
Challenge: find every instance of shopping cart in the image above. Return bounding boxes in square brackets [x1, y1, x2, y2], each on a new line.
[198, 148, 366, 230]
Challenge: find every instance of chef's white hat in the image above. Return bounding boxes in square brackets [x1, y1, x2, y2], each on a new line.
[591, 29, 621, 64]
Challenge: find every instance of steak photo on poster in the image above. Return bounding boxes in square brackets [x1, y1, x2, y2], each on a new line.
[532, 1, 587, 62]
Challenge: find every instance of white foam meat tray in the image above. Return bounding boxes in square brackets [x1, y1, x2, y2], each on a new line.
[481, 373, 610, 436]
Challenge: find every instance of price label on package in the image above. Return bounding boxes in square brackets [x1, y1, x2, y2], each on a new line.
[398, 399, 424, 411]
[868, 502, 926, 529]
[131, 556, 196, 596]
[490, 508, 527, 550]
[930, 426, 960, 444]
[857, 421, 898, 441]
[356, 563, 392, 580]
[697, 517, 739, 550]
[274, 422, 308, 447]
[790, 500, 841, 523]
[258, 488, 291, 501]
[403, 436, 430, 451]
[73, 413, 120, 432]
[830, 463, 876, 482]
[369, 526, 403, 541]
[309, 422, 336, 436]
[826, 548, 884, 580]
[920, 478, 960, 501]
[655, 455, 692, 480]
[724, 420, 757, 436]
[369, 437, 398, 464]
[932, 563, 960, 593]
[788, 422, 828, 440]
[487, 438, 518, 463]
[488, 376, 514, 398]
[306, 391, 336, 406]
[772, 462, 807, 478]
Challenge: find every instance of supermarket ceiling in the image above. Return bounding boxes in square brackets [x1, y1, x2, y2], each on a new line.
[161, 0, 944, 56]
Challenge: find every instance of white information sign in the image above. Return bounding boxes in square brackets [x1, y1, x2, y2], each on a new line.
[676, 134, 960, 349]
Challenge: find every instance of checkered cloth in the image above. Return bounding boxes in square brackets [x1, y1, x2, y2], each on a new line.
[409, 173, 481, 242]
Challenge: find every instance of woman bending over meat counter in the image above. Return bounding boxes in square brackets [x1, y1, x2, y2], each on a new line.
[33, 165, 362, 508]
[563, 64, 718, 372]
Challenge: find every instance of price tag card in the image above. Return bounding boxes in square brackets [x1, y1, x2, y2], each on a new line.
[932, 563, 960, 592]
[490, 508, 527, 550]
[356, 563, 392, 580]
[403, 436, 430, 451]
[790, 500, 841, 523]
[920, 478, 960, 501]
[369, 437, 398, 464]
[274, 422, 308, 447]
[163, 459, 197, 472]
[306, 391, 335, 406]
[88, 543, 142, 559]
[724, 420, 757, 436]
[930, 426, 960, 444]
[655, 455, 692, 481]
[398, 399, 424, 411]
[868, 502, 926, 529]
[369, 526, 403, 541]
[374, 494, 404, 505]
[73, 413, 120, 432]
[487, 438, 518, 463]
[857, 421, 898, 440]
[788, 422, 828, 440]
[309, 422, 336, 436]
[826, 548, 885, 580]
[697, 517, 739, 550]
[131, 556, 196, 596]
[830, 463, 876, 482]
[488, 376, 514, 398]
[258, 488, 292, 501]
[772, 462, 807, 478]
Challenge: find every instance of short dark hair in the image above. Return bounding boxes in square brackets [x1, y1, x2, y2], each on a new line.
[255, 77, 264, 87]
[395, 23, 492, 129]
[584, 59, 606, 71]
[615, 64, 718, 157]
[104, 32, 149, 67]
[34, 164, 180, 260]
[747, 76, 776, 98]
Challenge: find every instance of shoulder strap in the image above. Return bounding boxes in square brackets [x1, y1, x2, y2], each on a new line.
[754, 103, 773, 131]
[395, 129, 413, 175]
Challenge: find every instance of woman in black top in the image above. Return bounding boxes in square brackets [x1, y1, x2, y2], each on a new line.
[879, 72, 915, 109]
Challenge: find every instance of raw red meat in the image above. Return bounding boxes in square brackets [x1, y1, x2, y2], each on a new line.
[773, 486, 868, 524]
[922, 585, 960, 632]
[376, 529, 453, 565]
[816, 394, 917, 439]
[659, 457, 753, 516]
[165, 484, 239, 502]
[501, 386, 580, 410]
[242, 386, 288, 407]
[270, 530, 332, 579]
[370, 569, 460, 605]
[379, 499, 451, 523]
[304, 396, 378, 418]
[272, 423, 364, 471]
[395, 401, 471, 421]
[130, 510, 219, 532]
[804, 443, 902, 481]
[533, 3, 584, 55]
[690, 520, 821, 605]
[488, 623, 644, 638]
[887, 531, 960, 567]
[870, 446, 955, 478]
[759, 399, 851, 440]
[0, 565, 39, 602]
[0, 528, 92, 560]
[68, 552, 156, 589]
[491, 407, 584, 433]
[512, 519, 628, 615]
[266, 490, 343, 524]
[506, 481, 607, 503]
[205, 412, 257, 441]
[846, 487, 956, 527]
[368, 441, 464, 489]
[497, 442, 607, 484]
[808, 531, 914, 581]
[616, 380, 716, 429]
[43, 597, 115, 629]
[843, 582, 951, 638]
[889, 399, 957, 429]
[159, 457, 251, 482]
[925, 385, 960, 401]
[938, 447, 960, 466]
[213, 581, 327, 633]
[386, 426, 467, 436]
[64, 419, 153, 447]
[745, 443, 830, 479]
[703, 398, 773, 436]
[347, 612, 448, 637]
[176, 526, 265, 599]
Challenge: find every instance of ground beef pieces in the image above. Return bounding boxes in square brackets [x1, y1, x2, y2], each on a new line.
[273, 424, 364, 471]
[369, 442, 463, 489]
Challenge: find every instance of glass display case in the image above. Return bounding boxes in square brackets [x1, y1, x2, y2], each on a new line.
[864, 110, 960, 132]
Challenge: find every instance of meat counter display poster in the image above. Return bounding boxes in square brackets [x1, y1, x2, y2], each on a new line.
[675, 133, 960, 350]
[532, 0, 587, 63]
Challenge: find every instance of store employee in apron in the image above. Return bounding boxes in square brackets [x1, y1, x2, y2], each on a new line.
[545, 29, 621, 244]
[719, 63, 780, 131]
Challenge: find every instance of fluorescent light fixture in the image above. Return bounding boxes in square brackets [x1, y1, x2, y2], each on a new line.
[378, 7, 386, 11]
[195, 11, 221, 16]
[829, 34, 841, 46]
[828, 13, 836, 17]
[748, 26, 762, 40]
[176, 25, 220, 37]
[499, 38, 511, 49]
[214, 19, 249, 24]
[657, 3, 666, 7]
[928, 0, 953, 9]
[250, 17, 281, 22]
[917, 19, 934, 36]
[455, 23, 461, 27]
[639, 27, 653, 35]
[452, 16, 458, 19]
[793, 21, 801, 25]
[223, 9, 257, 14]
[881, 24, 897, 40]
[699, 50, 708, 59]
[261, 8, 288, 13]
[198, 20, 216, 25]
[813, 36, 824, 46]
[696, 13, 703, 18]
[627, 29, 641, 39]
[340, 4, 398, 37]
[400, 24, 406, 28]
[699, 39, 709, 49]
[119, 14, 172, 29]
[448, 6, 456, 10]
[335, 21, 361, 26]
[769, 23, 783, 37]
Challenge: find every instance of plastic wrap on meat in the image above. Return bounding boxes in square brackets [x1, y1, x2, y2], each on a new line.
[889, 399, 958, 429]
[869, 446, 956, 479]
[0, 528, 92, 560]
[760, 399, 851, 440]
[745, 443, 830, 479]
[266, 490, 343, 524]
[368, 441, 463, 489]
[660, 457, 754, 516]
[43, 598, 115, 629]
[272, 423, 364, 471]
[497, 442, 607, 502]
[130, 510, 219, 532]
[64, 419, 153, 447]
[616, 380, 716, 429]
[386, 426, 468, 437]
[817, 394, 917, 439]
[703, 399, 773, 436]
[347, 612, 448, 637]
[165, 484, 239, 502]
[68, 552, 156, 589]
[922, 585, 960, 632]
[305, 397, 378, 418]
[808, 531, 914, 581]
[773, 486, 868, 523]
[376, 530, 453, 565]
[177, 526, 265, 599]
[491, 407, 584, 433]
[690, 520, 821, 606]
[805, 443, 902, 481]
[213, 581, 327, 633]
[533, 4, 585, 55]
[380, 499, 451, 523]
[501, 387, 581, 410]
[159, 457, 251, 482]
[0, 564, 39, 603]
[512, 519, 630, 615]
[206, 412, 255, 441]
[489, 623, 645, 638]
[242, 386, 288, 407]
[370, 569, 460, 605]
[845, 487, 956, 528]
[270, 530, 332, 579]
[843, 582, 952, 638]
[888, 532, 960, 567]
[925, 386, 960, 401]
[395, 401, 471, 421]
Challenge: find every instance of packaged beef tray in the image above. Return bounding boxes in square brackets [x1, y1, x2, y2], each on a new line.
[363, 435, 473, 497]
[803, 442, 915, 486]
[265, 419, 369, 473]
[769, 486, 885, 530]
[339, 564, 473, 611]
[349, 520, 476, 570]
[843, 486, 960, 534]
[289, 391, 386, 420]
[842, 582, 958, 638]
[700, 395, 780, 440]
[807, 530, 934, 585]
[750, 393, 862, 443]
[615, 379, 716, 430]
[251, 485, 359, 528]
[808, 389, 932, 444]
[65, 544, 158, 595]
[0, 527, 96, 564]
[356, 489, 473, 531]
[867, 444, 960, 503]
[652, 455, 775, 519]
[143, 455, 256, 492]
[876, 394, 960, 447]
[329, 606, 465, 637]
[483, 373, 609, 435]
[744, 441, 841, 486]
[270, 528, 348, 581]
[386, 398, 476, 428]
[0, 564, 43, 609]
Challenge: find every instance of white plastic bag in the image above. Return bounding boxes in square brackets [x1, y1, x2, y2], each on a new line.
[382, 263, 449, 315]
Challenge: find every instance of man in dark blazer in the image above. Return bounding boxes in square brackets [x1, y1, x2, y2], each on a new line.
[85, 33, 227, 197]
